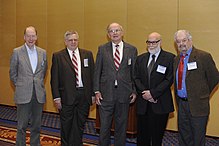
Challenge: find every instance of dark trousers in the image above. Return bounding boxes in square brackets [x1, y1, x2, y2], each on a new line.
[137, 103, 169, 146]
[178, 99, 208, 146]
[60, 89, 90, 146]
[16, 88, 43, 146]
[98, 100, 130, 146]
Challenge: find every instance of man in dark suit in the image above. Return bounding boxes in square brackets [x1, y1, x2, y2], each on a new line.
[50, 31, 94, 146]
[174, 30, 219, 146]
[94, 22, 137, 146]
[9, 26, 47, 146]
[135, 32, 175, 146]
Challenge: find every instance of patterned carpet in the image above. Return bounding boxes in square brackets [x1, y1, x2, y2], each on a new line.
[0, 105, 219, 146]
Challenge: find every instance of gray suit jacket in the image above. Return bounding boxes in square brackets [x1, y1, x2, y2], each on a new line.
[174, 47, 219, 116]
[94, 41, 137, 103]
[9, 45, 47, 104]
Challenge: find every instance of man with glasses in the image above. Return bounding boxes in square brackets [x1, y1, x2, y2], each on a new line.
[50, 31, 94, 146]
[135, 32, 175, 146]
[94, 22, 137, 146]
[174, 30, 219, 146]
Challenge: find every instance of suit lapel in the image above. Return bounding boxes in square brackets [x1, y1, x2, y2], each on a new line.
[142, 53, 150, 76]
[106, 43, 116, 70]
[120, 43, 127, 69]
[63, 48, 75, 73]
[35, 47, 42, 74]
[186, 48, 197, 77]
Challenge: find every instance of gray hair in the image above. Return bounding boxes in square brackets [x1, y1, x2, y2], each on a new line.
[64, 31, 79, 40]
[174, 30, 192, 41]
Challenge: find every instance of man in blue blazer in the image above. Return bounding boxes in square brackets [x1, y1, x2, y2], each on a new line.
[174, 30, 219, 146]
[135, 32, 175, 146]
[10, 26, 47, 146]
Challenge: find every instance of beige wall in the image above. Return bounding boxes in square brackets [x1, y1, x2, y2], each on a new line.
[0, 0, 218, 136]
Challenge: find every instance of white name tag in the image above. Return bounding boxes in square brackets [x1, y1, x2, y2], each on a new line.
[84, 58, 88, 67]
[128, 58, 132, 65]
[156, 65, 166, 74]
[187, 62, 197, 70]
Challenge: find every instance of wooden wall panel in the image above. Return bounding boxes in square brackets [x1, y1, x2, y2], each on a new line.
[15, 0, 47, 49]
[84, 0, 128, 58]
[0, 1, 16, 67]
[127, 0, 178, 55]
[0, 1, 16, 105]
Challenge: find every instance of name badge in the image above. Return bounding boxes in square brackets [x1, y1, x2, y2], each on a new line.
[128, 58, 132, 65]
[156, 65, 166, 74]
[84, 58, 88, 67]
[187, 62, 197, 70]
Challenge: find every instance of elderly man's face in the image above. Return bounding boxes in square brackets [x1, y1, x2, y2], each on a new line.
[24, 28, 37, 48]
[107, 23, 124, 44]
[175, 32, 192, 54]
[146, 34, 161, 54]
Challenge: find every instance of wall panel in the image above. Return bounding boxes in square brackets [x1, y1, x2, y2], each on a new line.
[84, 0, 128, 58]
[127, 0, 178, 55]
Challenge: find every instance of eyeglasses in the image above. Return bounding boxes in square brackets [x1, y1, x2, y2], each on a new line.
[108, 29, 121, 34]
[175, 38, 188, 44]
[146, 40, 160, 45]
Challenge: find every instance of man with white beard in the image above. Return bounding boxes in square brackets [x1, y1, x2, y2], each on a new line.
[135, 32, 175, 146]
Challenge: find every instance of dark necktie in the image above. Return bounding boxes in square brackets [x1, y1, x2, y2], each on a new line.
[148, 54, 156, 86]
[148, 54, 156, 75]
[72, 51, 79, 87]
[178, 55, 186, 90]
[114, 45, 120, 70]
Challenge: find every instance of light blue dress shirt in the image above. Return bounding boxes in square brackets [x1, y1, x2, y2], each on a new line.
[26, 44, 38, 73]
[176, 48, 192, 98]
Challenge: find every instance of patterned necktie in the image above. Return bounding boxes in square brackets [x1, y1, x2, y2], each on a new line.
[72, 51, 79, 87]
[178, 55, 186, 90]
[114, 45, 120, 70]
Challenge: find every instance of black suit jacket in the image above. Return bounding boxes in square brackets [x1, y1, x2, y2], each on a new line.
[135, 49, 175, 114]
[50, 48, 94, 105]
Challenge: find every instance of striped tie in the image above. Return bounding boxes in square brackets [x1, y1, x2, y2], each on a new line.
[72, 51, 79, 87]
[114, 45, 120, 70]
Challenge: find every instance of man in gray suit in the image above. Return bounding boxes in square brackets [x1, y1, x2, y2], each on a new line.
[94, 22, 137, 146]
[9, 26, 47, 146]
[174, 30, 219, 146]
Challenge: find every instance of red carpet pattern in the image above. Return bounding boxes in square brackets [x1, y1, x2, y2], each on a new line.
[0, 125, 95, 146]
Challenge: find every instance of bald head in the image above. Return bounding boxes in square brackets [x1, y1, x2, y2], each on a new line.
[148, 32, 161, 41]
[146, 32, 161, 54]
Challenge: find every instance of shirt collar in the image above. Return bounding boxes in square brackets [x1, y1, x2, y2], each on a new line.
[67, 47, 79, 54]
[25, 43, 36, 52]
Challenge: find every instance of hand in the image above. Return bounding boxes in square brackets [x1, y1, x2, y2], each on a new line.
[148, 98, 158, 103]
[95, 92, 103, 105]
[142, 90, 152, 100]
[92, 96, 96, 104]
[130, 93, 137, 103]
[54, 98, 62, 110]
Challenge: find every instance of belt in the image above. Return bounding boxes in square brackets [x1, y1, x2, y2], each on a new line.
[76, 87, 84, 90]
[179, 98, 188, 101]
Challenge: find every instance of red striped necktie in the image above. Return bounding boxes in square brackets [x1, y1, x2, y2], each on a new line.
[72, 51, 79, 87]
[114, 45, 120, 70]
